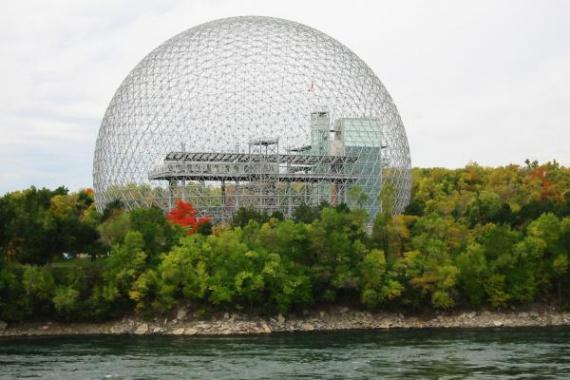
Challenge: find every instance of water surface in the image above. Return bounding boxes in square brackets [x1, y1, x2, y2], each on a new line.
[1, 327, 569, 379]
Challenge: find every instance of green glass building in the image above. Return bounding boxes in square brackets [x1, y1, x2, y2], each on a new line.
[333, 118, 383, 215]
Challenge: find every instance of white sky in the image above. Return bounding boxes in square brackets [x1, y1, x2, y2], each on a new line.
[0, 0, 569, 194]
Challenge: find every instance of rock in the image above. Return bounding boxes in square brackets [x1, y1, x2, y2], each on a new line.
[277, 314, 286, 325]
[185, 328, 198, 335]
[176, 308, 188, 321]
[339, 307, 349, 314]
[134, 323, 149, 335]
[223, 312, 230, 320]
[111, 323, 132, 334]
[0, 321, 7, 331]
[492, 320, 503, 327]
[301, 323, 315, 331]
[259, 322, 272, 334]
[172, 328, 185, 335]
[319, 311, 326, 319]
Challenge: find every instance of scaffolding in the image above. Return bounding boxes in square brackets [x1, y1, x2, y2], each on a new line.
[148, 143, 361, 220]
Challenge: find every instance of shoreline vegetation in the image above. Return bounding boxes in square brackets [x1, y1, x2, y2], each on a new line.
[1, 161, 570, 336]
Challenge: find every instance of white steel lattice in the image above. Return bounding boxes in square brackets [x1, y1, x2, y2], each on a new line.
[93, 16, 412, 219]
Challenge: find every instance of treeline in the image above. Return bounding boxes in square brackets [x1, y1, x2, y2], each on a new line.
[1, 161, 569, 322]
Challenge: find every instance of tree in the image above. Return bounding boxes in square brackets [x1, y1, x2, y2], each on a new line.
[455, 244, 488, 306]
[130, 207, 181, 256]
[466, 191, 510, 226]
[308, 207, 367, 302]
[52, 286, 81, 319]
[166, 200, 210, 235]
[0, 187, 64, 264]
[0, 262, 31, 320]
[291, 203, 321, 224]
[359, 249, 403, 308]
[97, 211, 130, 248]
[0, 186, 101, 264]
[371, 214, 416, 261]
[22, 265, 56, 314]
[379, 183, 396, 216]
[232, 207, 269, 227]
[101, 199, 125, 221]
[98, 231, 149, 312]
[348, 186, 369, 209]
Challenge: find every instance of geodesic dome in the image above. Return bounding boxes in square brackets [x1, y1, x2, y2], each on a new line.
[93, 16, 411, 219]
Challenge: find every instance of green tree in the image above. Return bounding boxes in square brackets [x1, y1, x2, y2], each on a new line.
[22, 265, 56, 314]
[232, 207, 269, 227]
[308, 207, 367, 302]
[52, 286, 81, 318]
[359, 249, 403, 308]
[348, 185, 369, 209]
[455, 244, 488, 306]
[129, 207, 180, 257]
[0, 263, 31, 320]
[97, 211, 131, 248]
[99, 231, 148, 311]
[291, 203, 321, 224]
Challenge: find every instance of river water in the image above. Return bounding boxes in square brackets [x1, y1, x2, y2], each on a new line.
[1, 327, 569, 379]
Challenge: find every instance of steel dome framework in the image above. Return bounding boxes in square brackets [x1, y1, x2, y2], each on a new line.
[93, 16, 411, 220]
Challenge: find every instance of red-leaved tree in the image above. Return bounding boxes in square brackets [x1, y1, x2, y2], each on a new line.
[166, 200, 210, 235]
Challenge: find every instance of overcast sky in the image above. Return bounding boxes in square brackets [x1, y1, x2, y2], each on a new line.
[0, 0, 569, 194]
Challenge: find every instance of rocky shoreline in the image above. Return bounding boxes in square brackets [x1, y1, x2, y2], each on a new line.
[1, 306, 570, 338]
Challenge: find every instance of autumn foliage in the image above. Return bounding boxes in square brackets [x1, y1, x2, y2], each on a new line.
[166, 200, 210, 235]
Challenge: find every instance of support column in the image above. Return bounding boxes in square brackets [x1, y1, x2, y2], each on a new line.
[286, 182, 292, 217]
[181, 178, 187, 201]
[221, 180, 226, 210]
[168, 179, 176, 210]
[235, 180, 240, 209]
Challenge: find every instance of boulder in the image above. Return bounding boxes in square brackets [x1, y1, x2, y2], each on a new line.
[185, 327, 198, 335]
[134, 323, 149, 335]
[110, 323, 131, 334]
[301, 323, 315, 331]
[172, 328, 185, 335]
[258, 322, 272, 334]
[0, 321, 7, 331]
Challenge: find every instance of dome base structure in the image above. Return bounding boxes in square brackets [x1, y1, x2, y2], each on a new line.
[93, 16, 411, 220]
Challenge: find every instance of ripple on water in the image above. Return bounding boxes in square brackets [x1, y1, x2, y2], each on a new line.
[0, 327, 569, 379]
